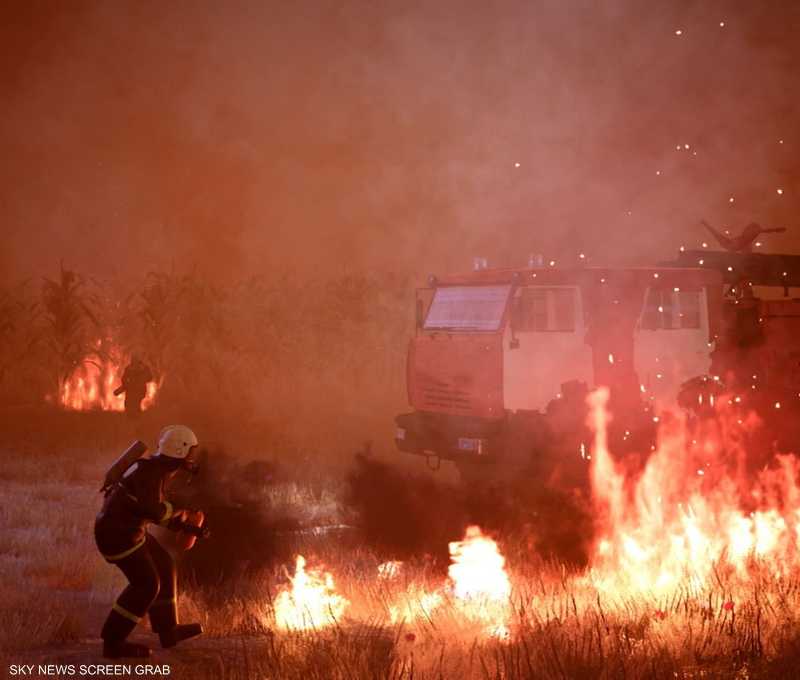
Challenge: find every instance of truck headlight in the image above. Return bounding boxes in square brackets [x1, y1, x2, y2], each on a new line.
[395, 427, 407, 441]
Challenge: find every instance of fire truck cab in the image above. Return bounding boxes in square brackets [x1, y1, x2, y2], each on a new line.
[396, 248, 800, 476]
[395, 261, 724, 471]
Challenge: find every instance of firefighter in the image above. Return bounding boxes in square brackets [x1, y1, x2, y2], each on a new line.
[115, 355, 153, 416]
[95, 425, 203, 658]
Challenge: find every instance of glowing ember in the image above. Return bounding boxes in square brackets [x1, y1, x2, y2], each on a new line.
[586, 388, 800, 598]
[274, 555, 349, 630]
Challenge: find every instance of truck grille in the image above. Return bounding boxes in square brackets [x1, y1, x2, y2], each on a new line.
[420, 379, 472, 412]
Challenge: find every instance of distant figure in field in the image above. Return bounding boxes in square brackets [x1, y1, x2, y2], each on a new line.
[115, 355, 153, 415]
[701, 219, 786, 253]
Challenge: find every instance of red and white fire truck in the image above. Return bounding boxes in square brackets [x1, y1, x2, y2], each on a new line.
[395, 249, 800, 480]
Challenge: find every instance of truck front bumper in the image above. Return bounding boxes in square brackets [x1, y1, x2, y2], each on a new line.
[394, 411, 504, 463]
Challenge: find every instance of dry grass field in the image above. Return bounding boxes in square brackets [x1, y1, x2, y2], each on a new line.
[2, 414, 800, 680]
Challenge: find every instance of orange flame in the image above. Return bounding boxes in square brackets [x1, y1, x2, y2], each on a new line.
[377, 560, 402, 580]
[57, 351, 159, 412]
[448, 525, 512, 638]
[388, 586, 443, 624]
[387, 527, 512, 638]
[274, 555, 349, 630]
[586, 387, 800, 599]
[448, 526, 511, 601]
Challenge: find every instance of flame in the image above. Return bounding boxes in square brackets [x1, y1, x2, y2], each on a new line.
[448, 525, 512, 638]
[388, 586, 443, 624]
[57, 351, 159, 411]
[586, 387, 800, 599]
[266, 391, 799, 642]
[60, 356, 124, 411]
[274, 555, 349, 630]
[386, 527, 512, 638]
[377, 560, 402, 580]
[448, 526, 511, 601]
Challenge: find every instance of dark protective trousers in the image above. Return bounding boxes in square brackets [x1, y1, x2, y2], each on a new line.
[101, 533, 179, 644]
[124, 390, 146, 416]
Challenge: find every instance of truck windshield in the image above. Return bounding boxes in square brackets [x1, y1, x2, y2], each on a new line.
[423, 285, 511, 331]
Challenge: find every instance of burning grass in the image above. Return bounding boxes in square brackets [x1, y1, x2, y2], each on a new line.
[3, 396, 800, 679]
[57, 350, 160, 412]
[178, 537, 800, 679]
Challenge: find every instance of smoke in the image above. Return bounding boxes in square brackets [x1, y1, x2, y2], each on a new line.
[1, 0, 799, 287]
[344, 452, 467, 562]
[344, 451, 593, 565]
[2, 1, 799, 490]
[154, 449, 276, 584]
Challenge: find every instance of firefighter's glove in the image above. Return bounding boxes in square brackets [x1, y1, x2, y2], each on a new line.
[166, 510, 190, 531]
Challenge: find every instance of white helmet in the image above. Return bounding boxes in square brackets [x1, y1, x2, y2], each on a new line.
[157, 425, 199, 459]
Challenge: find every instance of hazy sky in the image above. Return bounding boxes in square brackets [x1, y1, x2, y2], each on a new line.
[2, 0, 798, 284]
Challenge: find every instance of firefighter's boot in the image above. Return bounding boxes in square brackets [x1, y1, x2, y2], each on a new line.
[150, 597, 202, 648]
[103, 641, 151, 659]
[101, 608, 150, 658]
[158, 623, 203, 649]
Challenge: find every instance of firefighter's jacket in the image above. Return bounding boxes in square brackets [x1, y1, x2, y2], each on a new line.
[95, 456, 177, 562]
[120, 362, 153, 397]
